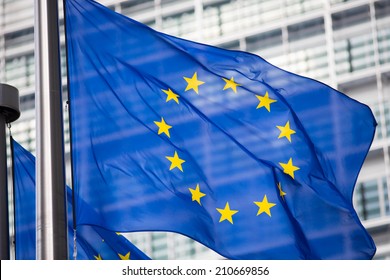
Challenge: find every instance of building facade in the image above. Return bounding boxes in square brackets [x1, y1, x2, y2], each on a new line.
[1, 0, 389, 259]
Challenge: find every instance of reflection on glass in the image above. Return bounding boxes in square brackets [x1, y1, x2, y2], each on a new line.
[332, 5, 370, 30]
[334, 33, 374, 75]
[4, 27, 34, 48]
[375, 0, 390, 19]
[355, 179, 381, 220]
[246, 29, 282, 52]
[288, 17, 324, 42]
[378, 28, 390, 65]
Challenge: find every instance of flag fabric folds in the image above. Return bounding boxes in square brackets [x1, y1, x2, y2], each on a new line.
[64, 0, 376, 259]
[12, 138, 150, 260]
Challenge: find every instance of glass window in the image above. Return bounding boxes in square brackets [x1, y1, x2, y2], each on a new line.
[288, 17, 324, 42]
[202, 1, 238, 39]
[220, 1, 238, 36]
[203, 4, 221, 39]
[205, 0, 283, 39]
[383, 178, 389, 216]
[285, 0, 323, 17]
[287, 43, 329, 81]
[246, 29, 283, 52]
[239, 0, 262, 29]
[331, 0, 360, 6]
[372, 104, 383, 140]
[5, 52, 35, 89]
[370, 101, 390, 143]
[384, 102, 390, 138]
[259, 0, 282, 22]
[332, 5, 370, 30]
[121, 0, 154, 16]
[334, 33, 375, 75]
[378, 28, 390, 65]
[161, 0, 192, 8]
[218, 40, 240, 51]
[355, 179, 381, 220]
[151, 232, 168, 259]
[19, 93, 35, 112]
[4, 27, 34, 48]
[174, 235, 196, 259]
[239, 0, 282, 26]
[375, 0, 390, 20]
[4, 0, 34, 27]
[162, 10, 196, 39]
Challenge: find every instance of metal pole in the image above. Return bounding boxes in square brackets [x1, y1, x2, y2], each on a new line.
[34, 0, 68, 259]
[0, 83, 20, 260]
[0, 114, 9, 260]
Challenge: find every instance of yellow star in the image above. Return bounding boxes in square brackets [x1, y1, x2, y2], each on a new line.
[255, 91, 277, 112]
[166, 151, 185, 172]
[94, 254, 102, 260]
[162, 88, 179, 104]
[277, 182, 287, 200]
[277, 121, 296, 142]
[189, 184, 206, 205]
[279, 158, 300, 179]
[184, 72, 205, 94]
[118, 252, 130, 260]
[216, 202, 238, 224]
[222, 77, 240, 93]
[254, 195, 276, 217]
[154, 117, 172, 138]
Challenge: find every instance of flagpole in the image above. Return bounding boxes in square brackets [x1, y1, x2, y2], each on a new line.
[34, 0, 68, 259]
[0, 83, 20, 260]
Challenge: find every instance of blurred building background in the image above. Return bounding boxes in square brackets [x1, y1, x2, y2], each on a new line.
[1, 0, 389, 259]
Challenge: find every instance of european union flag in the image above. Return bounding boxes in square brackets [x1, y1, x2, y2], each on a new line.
[12, 138, 150, 260]
[64, 0, 376, 259]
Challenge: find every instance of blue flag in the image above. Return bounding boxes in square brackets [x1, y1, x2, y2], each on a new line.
[12, 138, 150, 260]
[65, 0, 376, 259]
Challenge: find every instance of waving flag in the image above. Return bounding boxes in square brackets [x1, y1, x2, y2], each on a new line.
[12, 138, 150, 260]
[65, 0, 376, 259]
